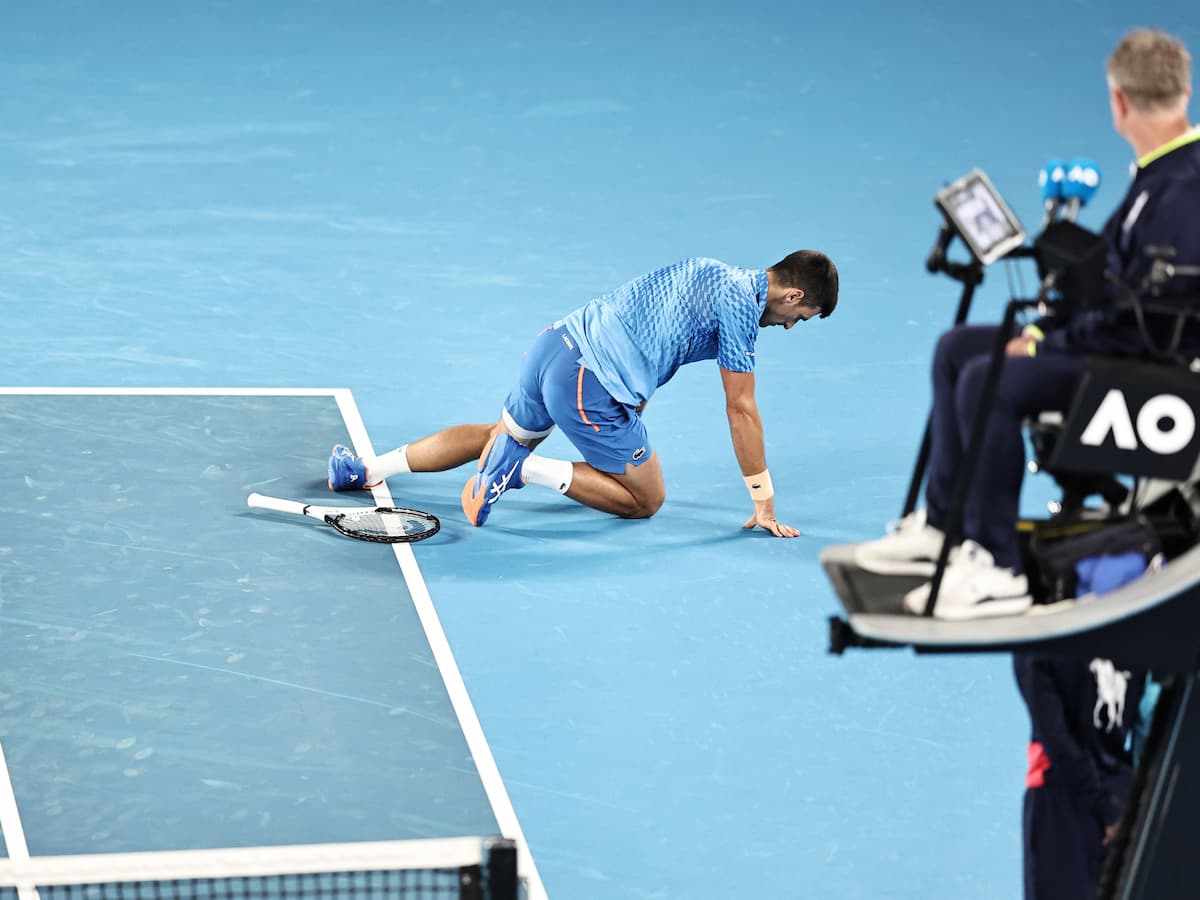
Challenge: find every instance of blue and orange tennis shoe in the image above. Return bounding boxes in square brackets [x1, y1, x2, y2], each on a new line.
[461, 433, 530, 526]
[328, 444, 379, 491]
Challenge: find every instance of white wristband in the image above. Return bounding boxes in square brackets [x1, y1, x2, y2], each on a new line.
[744, 470, 774, 502]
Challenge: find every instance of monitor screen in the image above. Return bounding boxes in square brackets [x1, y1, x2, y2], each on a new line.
[934, 169, 1026, 265]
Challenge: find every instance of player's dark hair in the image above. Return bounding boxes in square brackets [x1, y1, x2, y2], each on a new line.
[768, 250, 839, 317]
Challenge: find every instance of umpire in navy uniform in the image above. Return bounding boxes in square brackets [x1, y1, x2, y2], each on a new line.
[855, 28, 1200, 621]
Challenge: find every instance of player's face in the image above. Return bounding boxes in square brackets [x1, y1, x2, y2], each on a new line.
[760, 293, 820, 329]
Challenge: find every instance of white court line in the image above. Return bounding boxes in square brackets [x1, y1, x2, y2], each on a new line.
[334, 389, 549, 900]
[0, 388, 37, 893]
[0, 387, 345, 396]
[0, 742, 37, 900]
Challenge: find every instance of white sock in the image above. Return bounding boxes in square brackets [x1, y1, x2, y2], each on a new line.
[363, 446, 411, 480]
[521, 454, 574, 494]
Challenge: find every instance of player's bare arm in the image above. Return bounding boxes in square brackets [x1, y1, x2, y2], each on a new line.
[719, 367, 799, 539]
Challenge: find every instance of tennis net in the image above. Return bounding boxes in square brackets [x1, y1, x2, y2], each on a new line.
[0, 837, 518, 900]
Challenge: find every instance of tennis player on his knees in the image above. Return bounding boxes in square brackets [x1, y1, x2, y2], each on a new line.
[328, 252, 839, 536]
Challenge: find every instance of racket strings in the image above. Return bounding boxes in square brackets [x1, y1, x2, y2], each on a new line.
[332, 509, 439, 542]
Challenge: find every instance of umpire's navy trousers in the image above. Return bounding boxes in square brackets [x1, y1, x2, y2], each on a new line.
[924, 325, 1086, 570]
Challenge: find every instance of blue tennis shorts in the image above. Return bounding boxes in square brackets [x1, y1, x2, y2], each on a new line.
[502, 325, 652, 475]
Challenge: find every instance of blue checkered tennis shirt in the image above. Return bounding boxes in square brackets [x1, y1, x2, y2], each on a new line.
[561, 257, 767, 406]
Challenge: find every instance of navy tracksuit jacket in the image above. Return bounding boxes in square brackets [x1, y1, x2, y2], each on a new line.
[1014, 653, 1147, 900]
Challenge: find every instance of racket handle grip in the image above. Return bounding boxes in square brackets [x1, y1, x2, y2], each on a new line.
[246, 493, 309, 516]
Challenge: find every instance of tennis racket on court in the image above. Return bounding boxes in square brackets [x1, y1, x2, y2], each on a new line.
[246, 493, 440, 544]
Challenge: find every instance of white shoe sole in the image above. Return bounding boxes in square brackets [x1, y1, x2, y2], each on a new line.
[853, 551, 937, 578]
[1026, 599, 1076, 616]
[933, 595, 1033, 621]
[903, 583, 933, 615]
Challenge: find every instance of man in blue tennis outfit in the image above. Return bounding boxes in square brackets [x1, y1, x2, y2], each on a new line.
[328, 251, 839, 536]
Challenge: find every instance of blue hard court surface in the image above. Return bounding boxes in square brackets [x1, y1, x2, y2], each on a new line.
[2, 2, 1198, 898]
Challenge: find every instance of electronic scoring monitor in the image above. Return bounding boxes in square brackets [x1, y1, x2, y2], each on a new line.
[934, 169, 1027, 266]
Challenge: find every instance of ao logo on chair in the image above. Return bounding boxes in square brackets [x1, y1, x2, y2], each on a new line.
[1081, 389, 1196, 455]
[1049, 361, 1200, 482]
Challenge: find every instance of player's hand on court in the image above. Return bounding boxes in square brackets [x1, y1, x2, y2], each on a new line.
[743, 498, 800, 538]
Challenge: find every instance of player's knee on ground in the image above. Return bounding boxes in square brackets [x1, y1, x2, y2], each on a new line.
[622, 488, 665, 519]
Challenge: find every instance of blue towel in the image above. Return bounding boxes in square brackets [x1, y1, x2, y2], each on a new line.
[1075, 550, 1148, 596]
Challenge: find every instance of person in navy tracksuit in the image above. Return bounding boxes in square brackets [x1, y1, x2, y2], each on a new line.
[1014, 652, 1147, 900]
[856, 28, 1200, 621]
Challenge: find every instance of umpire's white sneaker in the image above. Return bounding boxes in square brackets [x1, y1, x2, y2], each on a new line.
[854, 508, 946, 576]
[903, 540, 1032, 620]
